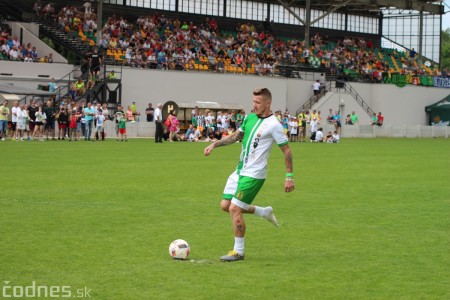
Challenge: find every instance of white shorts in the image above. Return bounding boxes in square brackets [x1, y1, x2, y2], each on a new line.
[223, 171, 238, 200]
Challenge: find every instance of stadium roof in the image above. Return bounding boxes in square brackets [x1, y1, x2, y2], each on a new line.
[288, 0, 444, 16]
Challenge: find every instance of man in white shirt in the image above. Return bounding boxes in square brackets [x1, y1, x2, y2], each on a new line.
[154, 103, 163, 143]
[313, 80, 321, 95]
[83, 0, 92, 18]
[9, 46, 19, 60]
[11, 101, 20, 140]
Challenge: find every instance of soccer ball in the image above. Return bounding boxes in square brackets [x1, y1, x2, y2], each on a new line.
[169, 239, 190, 260]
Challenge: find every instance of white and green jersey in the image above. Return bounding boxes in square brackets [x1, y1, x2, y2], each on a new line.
[236, 113, 288, 179]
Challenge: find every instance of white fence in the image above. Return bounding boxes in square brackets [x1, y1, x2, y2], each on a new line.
[337, 124, 449, 138]
[99, 122, 449, 139]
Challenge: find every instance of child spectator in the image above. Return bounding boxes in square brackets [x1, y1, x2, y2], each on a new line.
[57, 107, 68, 140]
[118, 114, 127, 142]
[332, 131, 340, 143]
[370, 113, 378, 125]
[69, 109, 77, 141]
[289, 117, 298, 142]
[325, 131, 333, 143]
[95, 109, 105, 141]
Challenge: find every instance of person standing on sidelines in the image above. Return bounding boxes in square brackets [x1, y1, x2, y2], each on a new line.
[83, 102, 95, 141]
[154, 103, 163, 143]
[204, 88, 295, 262]
[44, 100, 56, 141]
[114, 105, 125, 141]
[145, 103, 154, 122]
[11, 101, 19, 141]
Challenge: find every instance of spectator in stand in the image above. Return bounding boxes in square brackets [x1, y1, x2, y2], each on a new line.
[48, 78, 58, 93]
[350, 111, 359, 125]
[9, 46, 20, 61]
[83, 0, 92, 18]
[30, 46, 38, 61]
[409, 48, 417, 66]
[107, 70, 116, 79]
[333, 110, 341, 135]
[377, 112, 384, 126]
[370, 113, 378, 125]
[75, 78, 86, 96]
[345, 114, 352, 125]
[90, 48, 102, 79]
[326, 108, 334, 124]
[24, 53, 33, 62]
[313, 80, 321, 96]
[303, 47, 310, 65]
[42, 4, 447, 79]
[319, 73, 326, 87]
[33, 0, 43, 15]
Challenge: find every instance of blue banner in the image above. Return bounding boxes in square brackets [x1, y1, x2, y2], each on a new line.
[433, 77, 450, 88]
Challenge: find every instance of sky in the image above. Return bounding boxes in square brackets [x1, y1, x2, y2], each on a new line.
[444, 0, 450, 30]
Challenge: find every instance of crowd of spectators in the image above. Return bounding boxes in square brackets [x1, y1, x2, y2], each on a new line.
[1, 0, 444, 85]
[33, 0, 446, 81]
[0, 98, 116, 142]
[165, 106, 347, 143]
[0, 26, 55, 62]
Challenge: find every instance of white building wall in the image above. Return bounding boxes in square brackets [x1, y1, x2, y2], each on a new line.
[1, 62, 449, 126]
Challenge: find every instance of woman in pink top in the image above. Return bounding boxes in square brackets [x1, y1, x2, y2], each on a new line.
[168, 110, 179, 142]
[126, 106, 133, 121]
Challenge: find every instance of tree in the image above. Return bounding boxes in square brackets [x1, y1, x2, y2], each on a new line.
[441, 28, 450, 70]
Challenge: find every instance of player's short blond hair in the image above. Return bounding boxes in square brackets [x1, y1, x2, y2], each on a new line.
[253, 88, 272, 101]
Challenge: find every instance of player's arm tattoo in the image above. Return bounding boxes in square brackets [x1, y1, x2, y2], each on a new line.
[280, 144, 293, 173]
[213, 130, 244, 148]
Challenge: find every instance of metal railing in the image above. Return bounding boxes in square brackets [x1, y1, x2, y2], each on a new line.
[19, 65, 82, 105]
[343, 81, 375, 117]
[296, 81, 332, 115]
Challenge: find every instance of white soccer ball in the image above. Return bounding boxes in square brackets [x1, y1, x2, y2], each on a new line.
[169, 239, 190, 260]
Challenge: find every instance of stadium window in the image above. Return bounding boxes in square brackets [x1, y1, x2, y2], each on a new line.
[218, 1, 224, 16]
[293, 7, 303, 26]
[235, 0, 242, 19]
[194, 0, 201, 14]
[257, 2, 266, 21]
[241, 0, 248, 20]
[270, 4, 279, 23]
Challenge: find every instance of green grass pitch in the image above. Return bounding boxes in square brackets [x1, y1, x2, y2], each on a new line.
[0, 138, 449, 299]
